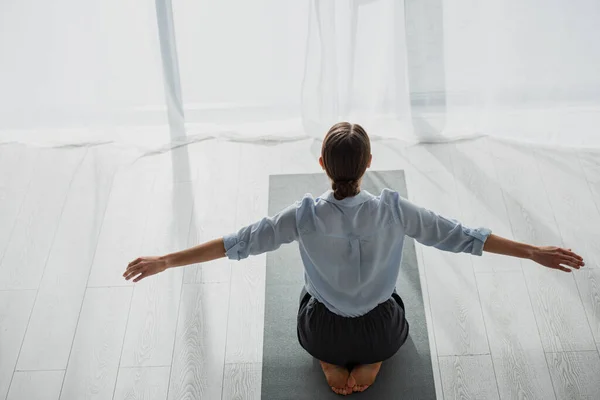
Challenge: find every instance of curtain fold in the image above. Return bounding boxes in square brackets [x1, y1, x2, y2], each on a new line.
[301, 0, 413, 140]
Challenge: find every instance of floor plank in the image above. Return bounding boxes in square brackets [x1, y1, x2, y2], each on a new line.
[450, 139, 522, 273]
[121, 269, 184, 369]
[546, 351, 600, 400]
[0, 145, 39, 262]
[60, 287, 132, 400]
[17, 148, 124, 370]
[113, 367, 170, 400]
[409, 167, 489, 357]
[0, 290, 36, 399]
[579, 150, 600, 215]
[87, 157, 157, 287]
[225, 145, 269, 364]
[416, 247, 445, 399]
[167, 283, 230, 400]
[7, 370, 65, 400]
[476, 272, 555, 400]
[0, 148, 85, 290]
[572, 268, 600, 349]
[183, 142, 240, 284]
[491, 142, 596, 353]
[439, 355, 499, 400]
[120, 183, 193, 368]
[222, 363, 261, 400]
[225, 261, 266, 364]
[535, 148, 600, 271]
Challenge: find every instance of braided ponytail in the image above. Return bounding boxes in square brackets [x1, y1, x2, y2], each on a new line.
[332, 180, 360, 200]
[321, 122, 371, 200]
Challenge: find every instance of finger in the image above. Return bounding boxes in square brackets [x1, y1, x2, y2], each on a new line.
[124, 264, 142, 277]
[560, 255, 584, 267]
[560, 252, 585, 266]
[559, 259, 580, 269]
[559, 248, 583, 261]
[124, 267, 144, 280]
[127, 258, 143, 269]
[124, 272, 138, 281]
[133, 273, 147, 283]
[554, 265, 572, 273]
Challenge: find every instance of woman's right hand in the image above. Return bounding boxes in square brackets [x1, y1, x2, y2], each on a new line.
[530, 246, 585, 272]
[123, 256, 169, 282]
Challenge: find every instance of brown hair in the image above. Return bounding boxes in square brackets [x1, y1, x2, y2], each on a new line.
[321, 122, 371, 200]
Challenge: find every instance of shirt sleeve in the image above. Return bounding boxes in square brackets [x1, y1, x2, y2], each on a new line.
[395, 194, 492, 256]
[222, 203, 299, 261]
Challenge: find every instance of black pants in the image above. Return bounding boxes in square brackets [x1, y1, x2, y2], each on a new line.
[296, 288, 409, 368]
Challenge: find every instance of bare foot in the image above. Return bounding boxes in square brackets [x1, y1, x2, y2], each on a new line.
[320, 361, 352, 395]
[348, 362, 382, 393]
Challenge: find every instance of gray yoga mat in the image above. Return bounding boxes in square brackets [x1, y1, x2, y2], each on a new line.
[261, 170, 436, 400]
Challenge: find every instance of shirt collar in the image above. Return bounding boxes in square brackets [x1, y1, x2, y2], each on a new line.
[319, 189, 375, 206]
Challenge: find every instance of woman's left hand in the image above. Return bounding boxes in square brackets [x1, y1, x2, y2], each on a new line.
[123, 256, 168, 282]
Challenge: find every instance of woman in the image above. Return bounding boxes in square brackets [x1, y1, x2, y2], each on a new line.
[123, 122, 585, 396]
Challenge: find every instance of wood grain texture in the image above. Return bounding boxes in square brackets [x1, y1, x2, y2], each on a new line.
[7, 370, 65, 400]
[535, 147, 600, 270]
[121, 269, 184, 368]
[491, 142, 596, 353]
[450, 139, 522, 273]
[416, 247, 445, 399]
[183, 142, 241, 284]
[60, 287, 132, 400]
[572, 268, 600, 346]
[0, 290, 36, 399]
[439, 355, 499, 400]
[546, 351, 600, 400]
[0, 145, 39, 262]
[579, 150, 600, 216]
[225, 261, 265, 364]
[113, 367, 170, 400]
[168, 283, 230, 400]
[120, 183, 193, 368]
[408, 165, 489, 357]
[222, 363, 261, 400]
[18, 148, 124, 371]
[224, 145, 270, 364]
[87, 156, 157, 287]
[0, 148, 85, 290]
[476, 272, 555, 400]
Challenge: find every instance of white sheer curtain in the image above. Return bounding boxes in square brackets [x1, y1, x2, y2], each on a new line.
[436, 0, 600, 147]
[1, 0, 599, 147]
[0, 0, 170, 146]
[172, 0, 412, 141]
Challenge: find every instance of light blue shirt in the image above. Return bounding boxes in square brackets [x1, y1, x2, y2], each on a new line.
[223, 189, 491, 317]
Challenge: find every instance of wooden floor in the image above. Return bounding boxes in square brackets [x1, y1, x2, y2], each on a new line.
[0, 137, 599, 400]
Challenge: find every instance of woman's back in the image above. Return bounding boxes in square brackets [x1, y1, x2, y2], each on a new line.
[297, 189, 406, 317]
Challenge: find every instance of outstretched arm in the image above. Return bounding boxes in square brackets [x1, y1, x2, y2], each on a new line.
[123, 238, 227, 282]
[483, 234, 584, 272]
[395, 194, 585, 272]
[123, 203, 299, 283]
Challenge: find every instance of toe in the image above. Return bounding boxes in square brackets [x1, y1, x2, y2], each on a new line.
[353, 385, 364, 392]
[347, 373, 356, 388]
[332, 387, 348, 396]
